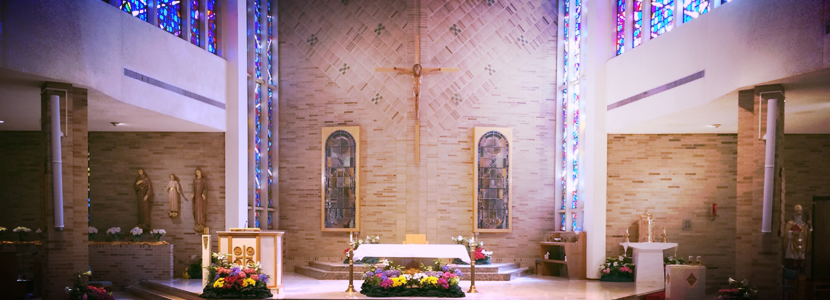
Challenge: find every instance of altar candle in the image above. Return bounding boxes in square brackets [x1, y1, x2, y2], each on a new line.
[350, 232, 353, 243]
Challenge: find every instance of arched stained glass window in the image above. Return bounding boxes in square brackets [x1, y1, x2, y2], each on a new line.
[322, 127, 361, 231]
[474, 128, 512, 232]
[615, 0, 625, 56]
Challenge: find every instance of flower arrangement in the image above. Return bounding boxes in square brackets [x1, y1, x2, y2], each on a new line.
[150, 229, 166, 241]
[599, 255, 635, 282]
[359, 261, 465, 298]
[201, 252, 273, 299]
[129, 226, 143, 242]
[13, 226, 31, 241]
[88, 227, 98, 241]
[106, 227, 121, 241]
[66, 271, 115, 300]
[664, 255, 687, 265]
[451, 235, 492, 264]
[714, 278, 758, 300]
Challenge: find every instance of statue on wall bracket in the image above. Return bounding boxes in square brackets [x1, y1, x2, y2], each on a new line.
[192, 168, 208, 233]
[167, 174, 187, 218]
[135, 169, 153, 229]
[783, 204, 812, 272]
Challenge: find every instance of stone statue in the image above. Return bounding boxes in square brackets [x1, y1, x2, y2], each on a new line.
[166, 174, 187, 218]
[192, 168, 208, 233]
[135, 169, 153, 229]
[783, 204, 811, 271]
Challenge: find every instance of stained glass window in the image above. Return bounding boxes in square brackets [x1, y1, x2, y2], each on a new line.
[558, 0, 584, 232]
[572, 212, 579, 231]
[560, 213, 566, 231]
[121, 0, 148, 22]
[562, 0, 569, 86]
[476, 131, 510, 230]
[267, 87, 273, 208]
[651, 0, 674, 38]
[190, 0, 201, 46]
[615, 0, 625, 56]
[324, 131, 357, 229]
[157, 0, 182, 37]
[254, 83, 262, 207]
[561, 0, 569, 213]
[572, 84, 579, 210]
[255, 211, 261, 228]
[561, 88, 567, 211]
[207, 0, 218, 54]
[254, 0, 262, 78]
[267, 0, 274, 85]
[721, 0, 731, 4]
[633, 0, 643, 48]
[683, 0, 709, 23]
[267, 211, 273, 230]
[573, 0, 582, 77]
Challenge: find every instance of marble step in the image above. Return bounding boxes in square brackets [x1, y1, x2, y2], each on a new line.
[309, 261, 521, 274]
[125, 280, 201, 300]
[125, 284, 184, 300]
[294, 264, 532, 281]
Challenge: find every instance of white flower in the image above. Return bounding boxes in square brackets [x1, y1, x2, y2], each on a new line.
[150, 229, 166, 235]
[88, 227, 98, 234]
[479, 241, 484, 247]
[13, 226, 31, 233]
[130, 227, 143, 236]
[0, 227, 6, 231]
[618, 255, 624, 261]
[106, 227, 121, 234]
[36, 228, 42, 234]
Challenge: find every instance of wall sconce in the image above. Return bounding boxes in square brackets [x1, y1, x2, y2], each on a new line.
[711, 203, 718, 220]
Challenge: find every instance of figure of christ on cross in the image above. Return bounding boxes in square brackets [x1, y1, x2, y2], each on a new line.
[375, 38, 459, 162]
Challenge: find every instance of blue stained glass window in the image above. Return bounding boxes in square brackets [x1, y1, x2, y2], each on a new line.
[207, 0, 218, 54]
[572, 213, 578, 231]
[572, 84, 579, 209]
[633, 0, 643, 48]
[254, 83, 262, 207]
[158, 0, 182, 37]
[650, 0, 674, 38]
[721, 0, 731, 4]
[121, 0, 148, 22]
[573, 0, 582, 77]
[267, 87, 273, 208]
[683, 0, 709, 23]
[267, 0, 274, 85]
[190, 0, 201, 46]
[562, 0, 569, 85]
[561, 88, 567, 211]
[255, 211, 261, 228]
[560, 213, 566, 231]
[267, 212, 273, 230]
[254, 0, 262, 78]
[615, 0, 625, 55]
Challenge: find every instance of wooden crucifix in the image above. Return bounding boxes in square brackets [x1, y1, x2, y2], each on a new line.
[375, 37, 459, 162]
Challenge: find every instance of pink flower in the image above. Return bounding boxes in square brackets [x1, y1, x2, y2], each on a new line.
[603, 268, 611, 274]
[443, 271, 451, 279]
[380, 279, 393, 289]
[449, 273, 457, 278]
[251, 274, 260, 281]
[238, 271, 246, 278]
[218, 267, 231, 275]
[620, 266, 632, 273]
[437, 277, 449, 289]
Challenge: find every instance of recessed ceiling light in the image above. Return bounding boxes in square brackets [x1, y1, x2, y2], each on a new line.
[0, 120, 4, 124]
[707, 124, 721, 128]
[111, 122, 123, 126]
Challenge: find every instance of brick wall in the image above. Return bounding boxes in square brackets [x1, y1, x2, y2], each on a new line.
[88, 132, 225, 277]
[606, 134, 738, 291]
[278, 0, 558, 270]
[0, 132, 44, 231]
[88, 243, 173, 289]
[783, 134, 830, 213]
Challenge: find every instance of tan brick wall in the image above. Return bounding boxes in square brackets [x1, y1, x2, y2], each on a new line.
[0, 131, 44, 231]
[278, 0, 558, 270]
[88, 132, 225, 277]
[606, 134, 738, 291]
[783, 134, 830, 213]
[88, 243, 174, 289]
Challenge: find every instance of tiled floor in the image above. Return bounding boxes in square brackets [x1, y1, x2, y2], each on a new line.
[146, 272, 664, 299]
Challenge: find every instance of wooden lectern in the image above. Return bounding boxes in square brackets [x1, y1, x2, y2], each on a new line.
[216, 228, 285, 293]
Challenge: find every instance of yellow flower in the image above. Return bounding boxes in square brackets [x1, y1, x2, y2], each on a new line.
[243, 278, 256, 287]
[420, 276, 438, 285]
[392, 276, 406, 287]
[212, 278, 225, 288]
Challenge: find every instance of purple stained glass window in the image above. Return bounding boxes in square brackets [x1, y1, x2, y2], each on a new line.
[477, 131, 510, 230]
[121, 0, 148, 22]
[633, 0, 643, 48]
[683, 0, 709, 23]
[324, 131, 357, 229]
[255, 211, 261, 228]
[573, 0, 582, 77]
[158, 0, 182, 37]
[207, 0, 218, 54]
[572, 212, 578, 231]
[267, 0, 274, 85]
[562, 0, 569, 85]
[267, 87, 273, 208]
[254, 83, 262, 207]
[572, 84, 579, 209]
[190, 0, 201, 46]
[561, 88, 567, 211]
[560, 213, 566, 231]
[651, 0, 674, 39]
[721, 0, 731, 4]
[254, 0, 262, 78]
[615, 0, 625, 55]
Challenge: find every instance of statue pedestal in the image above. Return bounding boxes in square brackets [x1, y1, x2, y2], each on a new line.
[620, 242, 677, 284]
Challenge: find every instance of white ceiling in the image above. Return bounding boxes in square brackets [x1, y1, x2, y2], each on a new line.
[0, 70, 221, 132]
[609, 68, 830, 134]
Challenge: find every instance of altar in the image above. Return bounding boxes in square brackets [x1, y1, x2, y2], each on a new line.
[353, 244, 471, 264]
[621, 242, 677, 283]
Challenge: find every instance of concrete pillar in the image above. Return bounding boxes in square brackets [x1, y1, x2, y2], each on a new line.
[39, 83, 89, 299]
[224, 0, 249, 229]
[736, 86, 785, 299]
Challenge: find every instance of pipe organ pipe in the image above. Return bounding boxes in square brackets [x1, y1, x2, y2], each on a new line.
[761, 98, 777, 233]
[51, 94, 64, 230]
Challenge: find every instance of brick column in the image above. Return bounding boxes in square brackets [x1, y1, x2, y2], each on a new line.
[40, 83, 89, 298]
[735, 85, 785, 299]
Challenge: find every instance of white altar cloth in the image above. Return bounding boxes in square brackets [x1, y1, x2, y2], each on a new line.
[353, 244, 471, 263]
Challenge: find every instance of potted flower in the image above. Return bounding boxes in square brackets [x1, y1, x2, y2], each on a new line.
[13, 226, 31, 241]
[66, 271, 115, 300]
[129, 226, 143, 242]
[451, 235, 493, 264]
[150, 229, 166, 241]
[88, 226, 98, 241]
[106, 227, 121, 241]
[201, 252, 273, 299]
[599, 255, 635, 282]
[714, 278, 758, 300]
[359, 261, 465, 297]
[343, 235, 381, 264]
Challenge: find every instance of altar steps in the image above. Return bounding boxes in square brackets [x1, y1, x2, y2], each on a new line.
[294, 261, 531, 281]
[125, 280, 201, 300]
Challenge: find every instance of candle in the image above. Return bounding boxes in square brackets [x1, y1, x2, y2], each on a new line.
[350, 232, 353, 243]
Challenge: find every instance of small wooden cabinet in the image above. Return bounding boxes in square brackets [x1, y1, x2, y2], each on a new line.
[539, 231, 586, 279]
